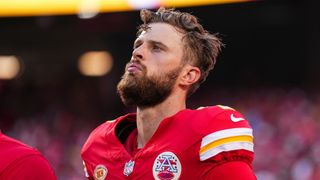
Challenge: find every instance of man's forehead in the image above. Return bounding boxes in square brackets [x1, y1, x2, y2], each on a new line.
[136, 23, 183, 42]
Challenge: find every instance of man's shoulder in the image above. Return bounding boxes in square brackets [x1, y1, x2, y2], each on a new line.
[0, 134, 40, 156]
[193, 105, 237, 115]
[81, 119, 118, 149]
[85, 113, 135, 140]
[0, 134, 43, 172]
[91, 119, 118, 136]
[81, 113, 135, 155]
[193, 105, 254, 163]
[185, 105, 252, 136]
[187, 105, 244, 122]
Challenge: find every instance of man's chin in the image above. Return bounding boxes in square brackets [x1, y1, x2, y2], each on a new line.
[124, 72, 145, 82]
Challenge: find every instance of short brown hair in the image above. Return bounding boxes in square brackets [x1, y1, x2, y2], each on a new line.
[138, 7, 222, 97]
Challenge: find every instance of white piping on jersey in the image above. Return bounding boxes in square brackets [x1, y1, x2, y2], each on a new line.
[200, 142, 254, 161]
[200, 128, 253, 148]
[199, 128, 253, 161]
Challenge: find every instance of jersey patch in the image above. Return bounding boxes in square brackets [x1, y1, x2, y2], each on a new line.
[200, 128, 253, 161]
[94, 164, 108, 180]
[153, 151, 182, 180]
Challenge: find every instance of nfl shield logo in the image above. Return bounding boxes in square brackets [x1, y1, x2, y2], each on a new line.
[123, 160, 135, 176]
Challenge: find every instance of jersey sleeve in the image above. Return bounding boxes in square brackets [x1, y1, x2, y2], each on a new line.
[203, 161, 256, 180]
[199, 105, 254, 169]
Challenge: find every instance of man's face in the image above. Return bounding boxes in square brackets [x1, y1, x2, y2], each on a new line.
[117, 23, 185, 107]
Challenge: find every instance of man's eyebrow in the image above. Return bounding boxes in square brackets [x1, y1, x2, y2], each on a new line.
[133, 39, 169, 50]
[148, 40, 169, 50]
[133, 39, 142, 47]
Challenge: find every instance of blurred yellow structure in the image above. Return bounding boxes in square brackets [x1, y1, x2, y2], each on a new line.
[78, 51, 113, 77]
[0, 0, 252, 17]
[0, 56, 21, 80]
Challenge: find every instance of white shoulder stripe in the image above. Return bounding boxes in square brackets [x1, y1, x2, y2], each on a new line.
[200, 142, 254, 161]
[201, 128, 253, 148]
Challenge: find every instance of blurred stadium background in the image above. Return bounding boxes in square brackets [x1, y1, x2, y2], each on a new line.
[1, 0, 320, 179]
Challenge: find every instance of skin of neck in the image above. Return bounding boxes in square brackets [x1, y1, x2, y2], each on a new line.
[136, 88, 186, 148]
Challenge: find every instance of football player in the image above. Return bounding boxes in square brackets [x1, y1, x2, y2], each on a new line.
[0, 131, 56, 179]
[81, 7, 256, 180]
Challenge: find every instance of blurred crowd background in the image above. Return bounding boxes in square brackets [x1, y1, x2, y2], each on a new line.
[1, 1, 320, 180]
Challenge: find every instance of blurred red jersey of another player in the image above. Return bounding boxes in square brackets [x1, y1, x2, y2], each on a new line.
[81, 105, 256, 180]
[0, 132, 56, 180]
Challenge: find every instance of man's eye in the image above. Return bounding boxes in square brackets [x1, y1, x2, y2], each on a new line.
[133, 45, 139, 50]
[153, 46, 161, 51]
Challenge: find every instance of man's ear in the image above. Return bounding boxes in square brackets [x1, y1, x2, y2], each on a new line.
[179, 65, 201, 86]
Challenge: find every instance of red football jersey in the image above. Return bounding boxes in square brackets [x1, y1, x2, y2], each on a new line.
[81, 105, 255, 179]
[0, 132, 56, 180]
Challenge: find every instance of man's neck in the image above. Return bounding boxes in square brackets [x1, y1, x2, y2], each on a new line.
[136, 94, 186, 148]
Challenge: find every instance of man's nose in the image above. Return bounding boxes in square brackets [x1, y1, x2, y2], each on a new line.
[132, 44, 145, 61]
